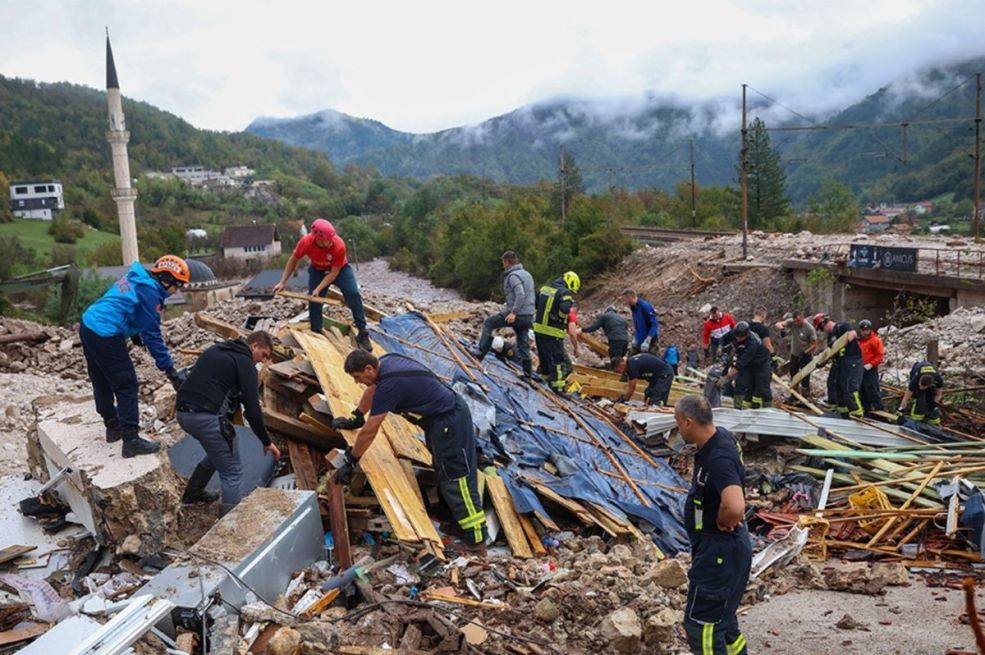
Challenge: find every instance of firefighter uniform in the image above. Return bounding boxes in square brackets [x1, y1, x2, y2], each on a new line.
[831, 322, 864, 419]
[625, 353, 675, 406]
[533, 278, 575, 392]
[729, 331, 772, 409]
[683, 427, 752, 655]
[906, 360, 944, 425]
[371, 355, 486, 544]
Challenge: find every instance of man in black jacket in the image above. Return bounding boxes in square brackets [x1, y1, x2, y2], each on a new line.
[612, 353, 675, 406]
[176, 331, 281, 515]
[719, 322, 772, 410]
[582, 305, 629, 358]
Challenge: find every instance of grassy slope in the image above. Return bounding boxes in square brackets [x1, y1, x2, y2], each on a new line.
[0, 217, 119, 260]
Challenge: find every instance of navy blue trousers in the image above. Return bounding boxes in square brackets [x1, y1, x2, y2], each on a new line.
[685, 529, 752, 655]
[80, 323, 140, 431]
[308, 264, 367, 333]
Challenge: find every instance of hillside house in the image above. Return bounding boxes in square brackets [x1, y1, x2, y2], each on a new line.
[220, 224, 282, 261]
[861, 214, 893, 233]
[8, 180, 64, 220]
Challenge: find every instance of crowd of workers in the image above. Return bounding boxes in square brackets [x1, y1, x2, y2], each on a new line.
[72, 218, 951, 655]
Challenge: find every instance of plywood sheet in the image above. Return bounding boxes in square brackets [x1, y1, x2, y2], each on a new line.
[483, 470, 532, 559]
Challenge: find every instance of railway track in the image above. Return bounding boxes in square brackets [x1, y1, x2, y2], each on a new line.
[621, 226, 737, 243]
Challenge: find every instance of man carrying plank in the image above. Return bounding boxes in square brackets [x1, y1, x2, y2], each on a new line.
[332, 350, 487, 553]
[820, 318, 864, 419]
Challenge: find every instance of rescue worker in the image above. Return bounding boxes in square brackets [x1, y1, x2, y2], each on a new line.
[857, 319, 885, 414]
[612, 353, 675, 406]
[473, 251, 535, 377]
[533, 271, 580, 392]
[813, 313, 838, 405]
[622, 289, 660, 355]
[821, 318, 864, 419]
[80, 255, 188, 458]
[272, 218, 371, 351]
[718, 322, 772, 409]
[773, 310, 818, 399]
[582, 305, 629, 358]
[702, 306, 736, 363]
[490, 336, 521, 366]
[333, 350, 486, 552]
[664, 344, 681, 376]
[176, 331, 281, 515]
[675, 395, 752, 655]
[898, 360, 944, 426]
[749, 306, 780, 371]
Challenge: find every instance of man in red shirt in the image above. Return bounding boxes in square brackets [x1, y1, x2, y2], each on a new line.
[273, 219, 371, 350]
[702, 306, 736, 363]
[857, 319, 885, 414]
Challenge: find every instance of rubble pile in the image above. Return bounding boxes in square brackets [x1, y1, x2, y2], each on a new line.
[880, 305, 985, 383]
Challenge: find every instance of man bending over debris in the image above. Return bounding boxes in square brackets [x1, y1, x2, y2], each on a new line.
[612, 353, 675, 406]
[272, 218, 371, 351]
[334, 350, 487, 553]
[898, 360, 944, 426]
[582, 305, 629, 358]
[473, 250, 535, 377]
[176, 330, 281, 515]
[675, 394, 751, 655]
[718, 322, 772, 409]
[80, 255, 189, 458]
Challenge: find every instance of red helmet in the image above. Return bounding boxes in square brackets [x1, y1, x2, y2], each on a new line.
[812, 313, 827, 330]
[310, 218, 336, 241]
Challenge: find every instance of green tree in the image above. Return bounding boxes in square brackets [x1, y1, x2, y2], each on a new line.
[48, 215, 85, 243]
[744, 118, 790, 229]
[807, 179, 859, 232]
[0, 170, 13, 223]
[553, 149, 584, 218]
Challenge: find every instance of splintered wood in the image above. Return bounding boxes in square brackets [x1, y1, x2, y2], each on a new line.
[483, 469, 533, 559]
[290, 330, 443, 555]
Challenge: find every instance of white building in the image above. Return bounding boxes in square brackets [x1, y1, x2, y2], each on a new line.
[223, 166, 255, 179]
[9, 180, 64, 220]
[220, 224, 282, 261]
[171, 166, 225, 185]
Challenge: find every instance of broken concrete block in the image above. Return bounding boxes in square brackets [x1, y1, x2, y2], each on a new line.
[119, 534, 142, 556]
[28, 395, 181, 557]
[870, 562, 909, 587]
[152, 386, 176, 421]
[642, 558, 688, 589]
[599, 607, 642, 653]
[644, 607, 681, 644]
[267, 626, 301, 655]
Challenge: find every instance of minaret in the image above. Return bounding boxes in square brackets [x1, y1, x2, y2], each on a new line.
[105, 31, 139, 265]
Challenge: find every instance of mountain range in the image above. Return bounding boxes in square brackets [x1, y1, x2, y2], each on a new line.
[247, 57, 985, 203]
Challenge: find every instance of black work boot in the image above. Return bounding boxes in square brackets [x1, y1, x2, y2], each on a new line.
[181, 462, 219, 504]
[120, 428, 161, 458]
[103, 417, 124, 443]
[355, 329, 372, 352]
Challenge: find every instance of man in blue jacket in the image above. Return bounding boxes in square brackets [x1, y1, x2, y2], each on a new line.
[622, 289, 660, 355]
[80, 255, 189, 457]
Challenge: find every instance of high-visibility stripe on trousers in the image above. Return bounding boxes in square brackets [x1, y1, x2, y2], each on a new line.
[684, 529, 752, 655]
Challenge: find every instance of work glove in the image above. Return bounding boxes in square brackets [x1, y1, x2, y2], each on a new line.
[332, 408, 365, 430]
[130, 334, 144, 348]
[895, 407, 906, 425]
[334, 448, 359, 484]
[165, 367, 186, 391]
[770, 354, 782, 372]
[640, 337, 651, 352]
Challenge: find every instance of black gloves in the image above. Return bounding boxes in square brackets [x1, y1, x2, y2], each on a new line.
[332, 408, 365, 430]
[166, 367, 186, 391]
[130, 334, 144, 348]
[334, 448, 359, 484]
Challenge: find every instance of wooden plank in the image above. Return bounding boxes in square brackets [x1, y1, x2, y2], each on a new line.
[194, 312, 246, 339]
[772, 373, 823, 415]
[789, 333, 850, 388]
[288, 441, 321, 491]
[401, 460, 427, 508]
[865, 461, 944, 547]
[0, 545, 35, 565]
[519, 474, 596, 526]
[262, 404, 343, 450]
[326, 478, 352, 570]
[578, 332, 610, 357]
[290, 330, 443, 554]
[517, 513, 547, 556]
[0, 623, 48, 646]
[301, 588, 341, 618]
[483, 469, 532, 558]
[430, 311, 471, 323]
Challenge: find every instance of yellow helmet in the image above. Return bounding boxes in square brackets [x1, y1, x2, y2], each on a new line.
[563, 271, 581, 293]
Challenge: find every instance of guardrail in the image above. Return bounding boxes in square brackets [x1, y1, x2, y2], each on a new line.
[621, 226, 738, 242]
[812, 242, 985, 281]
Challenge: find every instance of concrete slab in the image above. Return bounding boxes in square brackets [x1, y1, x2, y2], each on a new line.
[143, 487, 323, 635]
[0, 476, 83, 579]
[28, 395, 181, 556]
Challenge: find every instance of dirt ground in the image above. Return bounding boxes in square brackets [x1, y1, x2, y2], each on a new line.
[743, 580, 974, 654]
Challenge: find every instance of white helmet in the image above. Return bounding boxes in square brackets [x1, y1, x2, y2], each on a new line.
[492, 336, 505, 353]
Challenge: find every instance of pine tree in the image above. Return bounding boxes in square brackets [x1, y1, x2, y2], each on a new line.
[553, 149, 584, 218]
[744, 118, 790, 228]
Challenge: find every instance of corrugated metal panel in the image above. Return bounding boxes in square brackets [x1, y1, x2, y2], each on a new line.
[629, 408, 915, 447]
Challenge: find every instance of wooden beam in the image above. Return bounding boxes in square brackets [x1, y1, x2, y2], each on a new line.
[578, 332, 610, 357]
[483, 469, 532, 558]
[193, 312, 246, 339]
[865, 461, 944, 547]
[409, 303, 477, 382]
[325, 478, 352, 569]
[262, 404, 344, 451]
[772, 373, 823, 415]
[789, 333, 850, 388]
[518, 513, 547, 556]
[288, 441, 321, 491]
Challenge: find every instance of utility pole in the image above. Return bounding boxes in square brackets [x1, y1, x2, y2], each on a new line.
[974, 72, 982, 244]
[608, 167, 614, 193]
[689, 139, 697, 228]
[741, 84, 749, 259]
[559, 145, 567, 222]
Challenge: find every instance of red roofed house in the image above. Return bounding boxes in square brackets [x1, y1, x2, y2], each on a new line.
[220, 224, 282, 261]
[861, 214, 893, 234]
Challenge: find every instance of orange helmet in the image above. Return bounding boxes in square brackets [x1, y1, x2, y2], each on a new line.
[150, 255, 190, 285]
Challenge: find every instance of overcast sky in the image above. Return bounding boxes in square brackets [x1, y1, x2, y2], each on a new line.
[1, 0, 982, 134]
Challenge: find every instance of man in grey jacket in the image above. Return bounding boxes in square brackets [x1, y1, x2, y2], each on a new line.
[473, 251, 535, 376]
[582, 305, 629, 358]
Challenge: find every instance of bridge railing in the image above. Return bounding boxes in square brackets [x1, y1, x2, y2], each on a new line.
[812, 242, 985, 281]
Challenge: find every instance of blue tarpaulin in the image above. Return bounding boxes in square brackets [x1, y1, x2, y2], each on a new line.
[370, 312, 689, 555]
